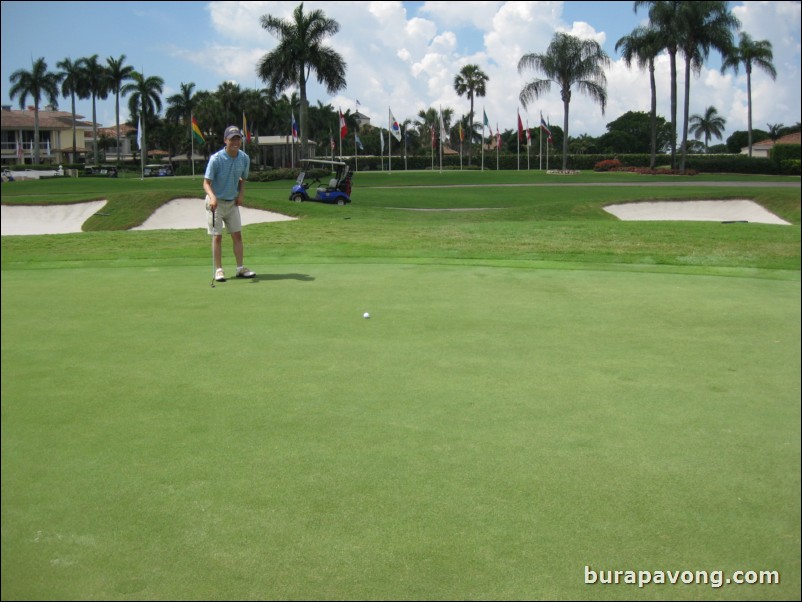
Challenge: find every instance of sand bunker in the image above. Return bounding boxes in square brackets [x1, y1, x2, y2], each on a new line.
[2, 198, 790, 236]
[604, 200, 790, 225]
[131, 198, 296, 231]
[1, 201, 107, 235]
[1, 198, 296, 236]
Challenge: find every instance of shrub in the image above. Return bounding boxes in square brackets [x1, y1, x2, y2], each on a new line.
[594, 159, 622, 171]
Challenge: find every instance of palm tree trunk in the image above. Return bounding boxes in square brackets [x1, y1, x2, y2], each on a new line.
[468, 98, 474, 166]
[71, 93, 77, 164]
[680, 56, 692, 174]
[649, 61, 657, 170]
[299, 77, 308, 160]
[92, 96, 99, 165]
[115, 93, 121, 163]
[33, 105, 40, 164]
[562, 97, 570, 171]
[746, 66, 753, 157]
[669, 49, 677, 169]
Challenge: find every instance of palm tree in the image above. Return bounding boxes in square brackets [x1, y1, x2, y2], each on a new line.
[416, 107, 454, 149]
[79, 54, 111, 165]
[122, 72, 164, 163]
[453, 64, 489, 165]
[616, 25, 663, 168]
[721, 31, 776, 157]
[676, 1, 739, 172]
[215, 81, 242, 129]
[257, 3, 346, 159]
[9, 57, 61, 164]
[56, 57, 88, 164]
[635, 0, 683, 168]
[766, 123, 785, 141]
[518, 32, 610, 171]
[166, 82, 198, 157]
[106, 54, 135, 163]
[689, 106, 726, 152]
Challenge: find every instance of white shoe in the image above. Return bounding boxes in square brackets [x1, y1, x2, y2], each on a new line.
[215, 268, 226, 282]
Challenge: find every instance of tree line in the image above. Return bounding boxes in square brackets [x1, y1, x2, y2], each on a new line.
[9, 1, 792, 173]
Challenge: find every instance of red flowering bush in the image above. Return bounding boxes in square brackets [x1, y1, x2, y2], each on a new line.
[594, 159, 622, 171]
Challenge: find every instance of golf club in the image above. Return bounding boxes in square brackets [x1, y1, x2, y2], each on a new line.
[210, 206, 216, 288]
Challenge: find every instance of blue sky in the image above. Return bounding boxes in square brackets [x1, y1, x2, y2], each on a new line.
[2, 1, 800, 140]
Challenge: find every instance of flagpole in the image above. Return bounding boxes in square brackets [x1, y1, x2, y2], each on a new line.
[539, 112, 543, 171]
[139, 97, 144, 181]
[354, 104, 358, 173]
[481, 106, 485, 172]
[431, 123, 434, 171]
[388, 108, 392, 174]
[496, 121, 501, 171]
[401, 123, 409, 171]
[526, 119, 530, 170]
[191, 113, 195, 178]
[438, 106, 443, 173]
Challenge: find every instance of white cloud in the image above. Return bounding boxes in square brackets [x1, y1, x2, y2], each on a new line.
[178, 1, 801, 138]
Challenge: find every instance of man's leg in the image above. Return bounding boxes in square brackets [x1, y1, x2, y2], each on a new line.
[213, 234, 223, 270]
[231, 231, 244, 267]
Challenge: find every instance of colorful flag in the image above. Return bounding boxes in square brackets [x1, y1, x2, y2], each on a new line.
[459, 121, 464, 142]
[380, 129, 385, 154]
[439, 109, 447, 143]
[339, 109, 348, 139]
[517, 111, 524, 141]
[496, 123, 501, 148]
[191, 115, 205, 145]
[483, 109, 489, 128]
[389, 109, 402, 141]
[291, 111, 299, 142]
[137, 115, 142, 150]
[540, 112, 552, 140]
[526, 122, 532, 146]
[431, 124, 436, 148]
[16, 140, 23, 161]
[242, 112, 251, 143]
[355, 133, 364, 151]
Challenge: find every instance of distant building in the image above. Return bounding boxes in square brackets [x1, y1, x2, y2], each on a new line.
[741, 132, 801, 158]
[1, 105, 96, 165]
[353, 111, 371, 128]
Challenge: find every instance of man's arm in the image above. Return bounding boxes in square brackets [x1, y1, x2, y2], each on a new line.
[203, 178, 217, 209]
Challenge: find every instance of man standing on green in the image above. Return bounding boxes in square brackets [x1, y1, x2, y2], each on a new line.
[204, 125, 255, 282]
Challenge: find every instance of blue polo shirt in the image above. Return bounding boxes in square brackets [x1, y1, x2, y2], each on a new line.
[204, 148, 250, 201]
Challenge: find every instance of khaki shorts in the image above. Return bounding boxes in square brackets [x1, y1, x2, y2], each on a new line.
[206, 196, 242, 235]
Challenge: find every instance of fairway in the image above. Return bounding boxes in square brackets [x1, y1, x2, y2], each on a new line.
[1, 172, 800, 600]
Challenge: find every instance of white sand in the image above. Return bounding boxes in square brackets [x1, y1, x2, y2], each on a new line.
[1, 201, 107, 235]
[604, 199, 790, 225]
[1, 198, 296, 236]
[2, 198, 790, 236]
[131, 198, 296, 231]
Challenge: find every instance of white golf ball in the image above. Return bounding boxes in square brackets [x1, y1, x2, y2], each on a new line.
[363, 312, 370, 319]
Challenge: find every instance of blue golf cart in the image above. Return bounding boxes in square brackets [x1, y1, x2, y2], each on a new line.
[289, 159, 352, 205]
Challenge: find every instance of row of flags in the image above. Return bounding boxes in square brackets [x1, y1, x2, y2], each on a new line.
[186, 108, 553, 150]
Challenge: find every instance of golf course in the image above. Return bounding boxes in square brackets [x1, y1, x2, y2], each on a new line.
[1, 169, 800, 600]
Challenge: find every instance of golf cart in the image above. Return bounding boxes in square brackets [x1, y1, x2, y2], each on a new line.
[289, 159, 352, 205]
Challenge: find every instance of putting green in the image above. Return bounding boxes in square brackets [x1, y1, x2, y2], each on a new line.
[2, 262, 800, 600]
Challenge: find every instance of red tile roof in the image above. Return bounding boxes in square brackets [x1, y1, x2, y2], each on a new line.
[1, 108, 95, 129]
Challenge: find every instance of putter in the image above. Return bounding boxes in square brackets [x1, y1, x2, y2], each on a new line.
[210, 206, 216, 288]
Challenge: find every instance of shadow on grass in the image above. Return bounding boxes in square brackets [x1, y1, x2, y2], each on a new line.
[250, 273, 315, 282]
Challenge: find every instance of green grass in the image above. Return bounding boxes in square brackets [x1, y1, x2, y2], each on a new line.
[2, 172, 800, 600]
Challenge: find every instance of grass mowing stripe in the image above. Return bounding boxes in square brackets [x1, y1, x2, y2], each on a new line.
[2, 263, 799, 600]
